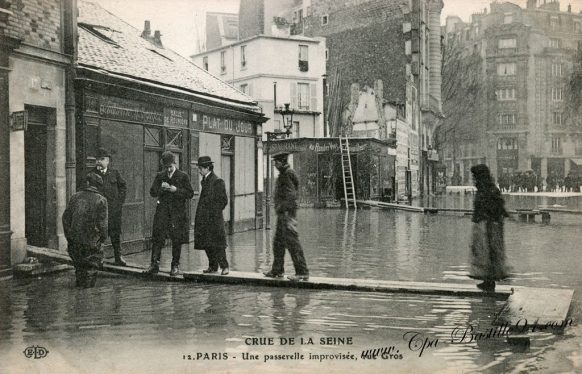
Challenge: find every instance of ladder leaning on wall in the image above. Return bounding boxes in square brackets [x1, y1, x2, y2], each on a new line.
[339, 136, 357, 209]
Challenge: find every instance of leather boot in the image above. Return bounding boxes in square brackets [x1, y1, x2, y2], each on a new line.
[143, 262, 159, 275]
[113, 244, 127, 266]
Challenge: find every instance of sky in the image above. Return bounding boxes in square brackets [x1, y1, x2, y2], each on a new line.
[92, 0, 582, 57]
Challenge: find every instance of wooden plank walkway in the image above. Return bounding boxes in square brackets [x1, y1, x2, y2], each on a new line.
[26, 246, 573, 326]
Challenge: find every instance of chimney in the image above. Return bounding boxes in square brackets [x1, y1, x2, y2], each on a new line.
[527, 0, 536, 9]
[141, 20, 151, 38]
[153, 30, 163, 48]
[568, 4, 571, 12]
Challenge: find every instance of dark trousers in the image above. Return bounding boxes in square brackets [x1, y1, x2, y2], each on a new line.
[68, 243, 103, 288]
[110, 233, 122, 256]
[204, 247, 229, 270]
[151, 238, 182, 267]
[270, 213, 309, 276]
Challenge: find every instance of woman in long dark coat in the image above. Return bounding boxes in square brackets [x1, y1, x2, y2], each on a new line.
[194, 156, 229, 275]
[469, 164, 510, 291]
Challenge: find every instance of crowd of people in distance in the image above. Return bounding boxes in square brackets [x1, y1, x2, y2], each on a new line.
[497, 170, 582, 193]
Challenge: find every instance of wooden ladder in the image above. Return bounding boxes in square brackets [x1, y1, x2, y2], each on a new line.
[340, 136, 357, 209]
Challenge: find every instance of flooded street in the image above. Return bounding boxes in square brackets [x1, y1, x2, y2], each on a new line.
[2, 194, 582, 373]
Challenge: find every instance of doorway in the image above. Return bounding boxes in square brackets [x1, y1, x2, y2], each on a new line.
[221, 154, 233, 234]
[25, 108, 49, 247]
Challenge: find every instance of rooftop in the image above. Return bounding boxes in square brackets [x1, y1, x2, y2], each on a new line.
[77, 1, 257, 108]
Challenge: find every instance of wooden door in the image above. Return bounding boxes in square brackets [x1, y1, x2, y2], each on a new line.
[25, 122, 47, 247]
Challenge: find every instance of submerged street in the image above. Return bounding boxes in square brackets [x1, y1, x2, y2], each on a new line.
[2, 194, 582, 373]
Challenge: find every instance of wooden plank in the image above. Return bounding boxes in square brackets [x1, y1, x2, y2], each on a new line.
[495, 287, 574, 326]
[27, 245, 574, 324]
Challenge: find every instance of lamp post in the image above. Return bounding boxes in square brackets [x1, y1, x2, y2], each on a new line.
[265, 103, 294, 229]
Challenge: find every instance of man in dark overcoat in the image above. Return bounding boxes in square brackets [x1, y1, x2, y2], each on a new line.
[93, 148, 128, 265]
[194, 156, 229, 275]
[264, 153, 309, 281]
[62, 173, 108, 288]
[144, 151, 194, 276]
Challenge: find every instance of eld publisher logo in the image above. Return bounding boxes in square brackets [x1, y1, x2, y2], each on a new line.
[23, 346, 49, 359]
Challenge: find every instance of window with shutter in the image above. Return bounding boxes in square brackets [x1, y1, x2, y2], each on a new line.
[290, 84, 298, 109]
[310, 83, 317, 111]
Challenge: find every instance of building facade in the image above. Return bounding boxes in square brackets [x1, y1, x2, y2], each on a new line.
[0, 0, 76, 275]
[75, 1, 266, 254]
[443, 0, 582, 184]
[191, 34, 326, 194]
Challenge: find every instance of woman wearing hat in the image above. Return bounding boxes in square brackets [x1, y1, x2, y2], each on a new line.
[469, 164, 511, 291]
[194, 156, 230, 275]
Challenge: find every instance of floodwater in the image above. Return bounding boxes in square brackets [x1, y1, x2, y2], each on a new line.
[2, 194, 582, 374]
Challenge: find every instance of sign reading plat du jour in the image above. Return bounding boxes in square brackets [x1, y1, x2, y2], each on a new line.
[195, 113, 255, 137]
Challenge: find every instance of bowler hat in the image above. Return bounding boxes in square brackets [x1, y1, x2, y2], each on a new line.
[86, 172, 103, 187]
[161, 151, 175, 166]
[272, 152, 289, 162]
[197, 156, 214, 167]
[96, 148, 111, 159]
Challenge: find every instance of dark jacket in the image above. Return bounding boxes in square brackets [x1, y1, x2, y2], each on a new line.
[150, 168, 194, 244]
[62, 186, 108, 249]
[274, 165, 299, 215]
[194, 172, 228, 249]
[92, 167, 127, 235]
[472, 185, 508, 223]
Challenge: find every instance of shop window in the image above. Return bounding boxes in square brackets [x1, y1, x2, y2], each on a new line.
[221, 135, 234, 154]
[145, 127, 162, 147]
[166, 129, 183, 149]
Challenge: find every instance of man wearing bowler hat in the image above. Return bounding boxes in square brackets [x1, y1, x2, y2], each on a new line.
[144, 151, 194, 276]
[93, 148, 128, 266]
[195, 156, 230, 275]
[264, 152, 309, 281]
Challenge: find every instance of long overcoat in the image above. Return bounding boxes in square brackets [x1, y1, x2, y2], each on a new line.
[92, 167, 126, 236]
[150, 168, 194, 244]
[62, 186, 108, 260]
[469, 185, 510, 281]
[194, 172, 228, 250]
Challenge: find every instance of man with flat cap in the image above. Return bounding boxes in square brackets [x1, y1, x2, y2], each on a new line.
[93, 148, 128, 266]
[195, 156, 230, 275]
[62, 173, 108, 287]
[264, 152, 309, 281]
[144, 151, 194, 276]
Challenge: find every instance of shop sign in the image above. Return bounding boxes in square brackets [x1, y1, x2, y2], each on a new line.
[164, 108, 188, 128]
[428, 150, 439, 161]
[308, 141, 367, 154]
[195, 114, 255, 136]
[100, 96, 163, 124]
[268, 139, 306, 154]
[10, 111, 27, 131]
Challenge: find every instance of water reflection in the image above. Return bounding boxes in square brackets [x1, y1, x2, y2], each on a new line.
[2, 195, 581, 372]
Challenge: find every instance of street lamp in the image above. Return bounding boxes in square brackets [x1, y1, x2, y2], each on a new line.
[265, 103, 294, 229]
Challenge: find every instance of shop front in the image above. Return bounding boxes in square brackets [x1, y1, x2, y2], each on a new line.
[76, 85, 265, 254]
[268, 138, 396, 207]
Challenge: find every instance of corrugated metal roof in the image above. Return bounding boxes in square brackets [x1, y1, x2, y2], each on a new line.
[77, 1, 257, 107]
